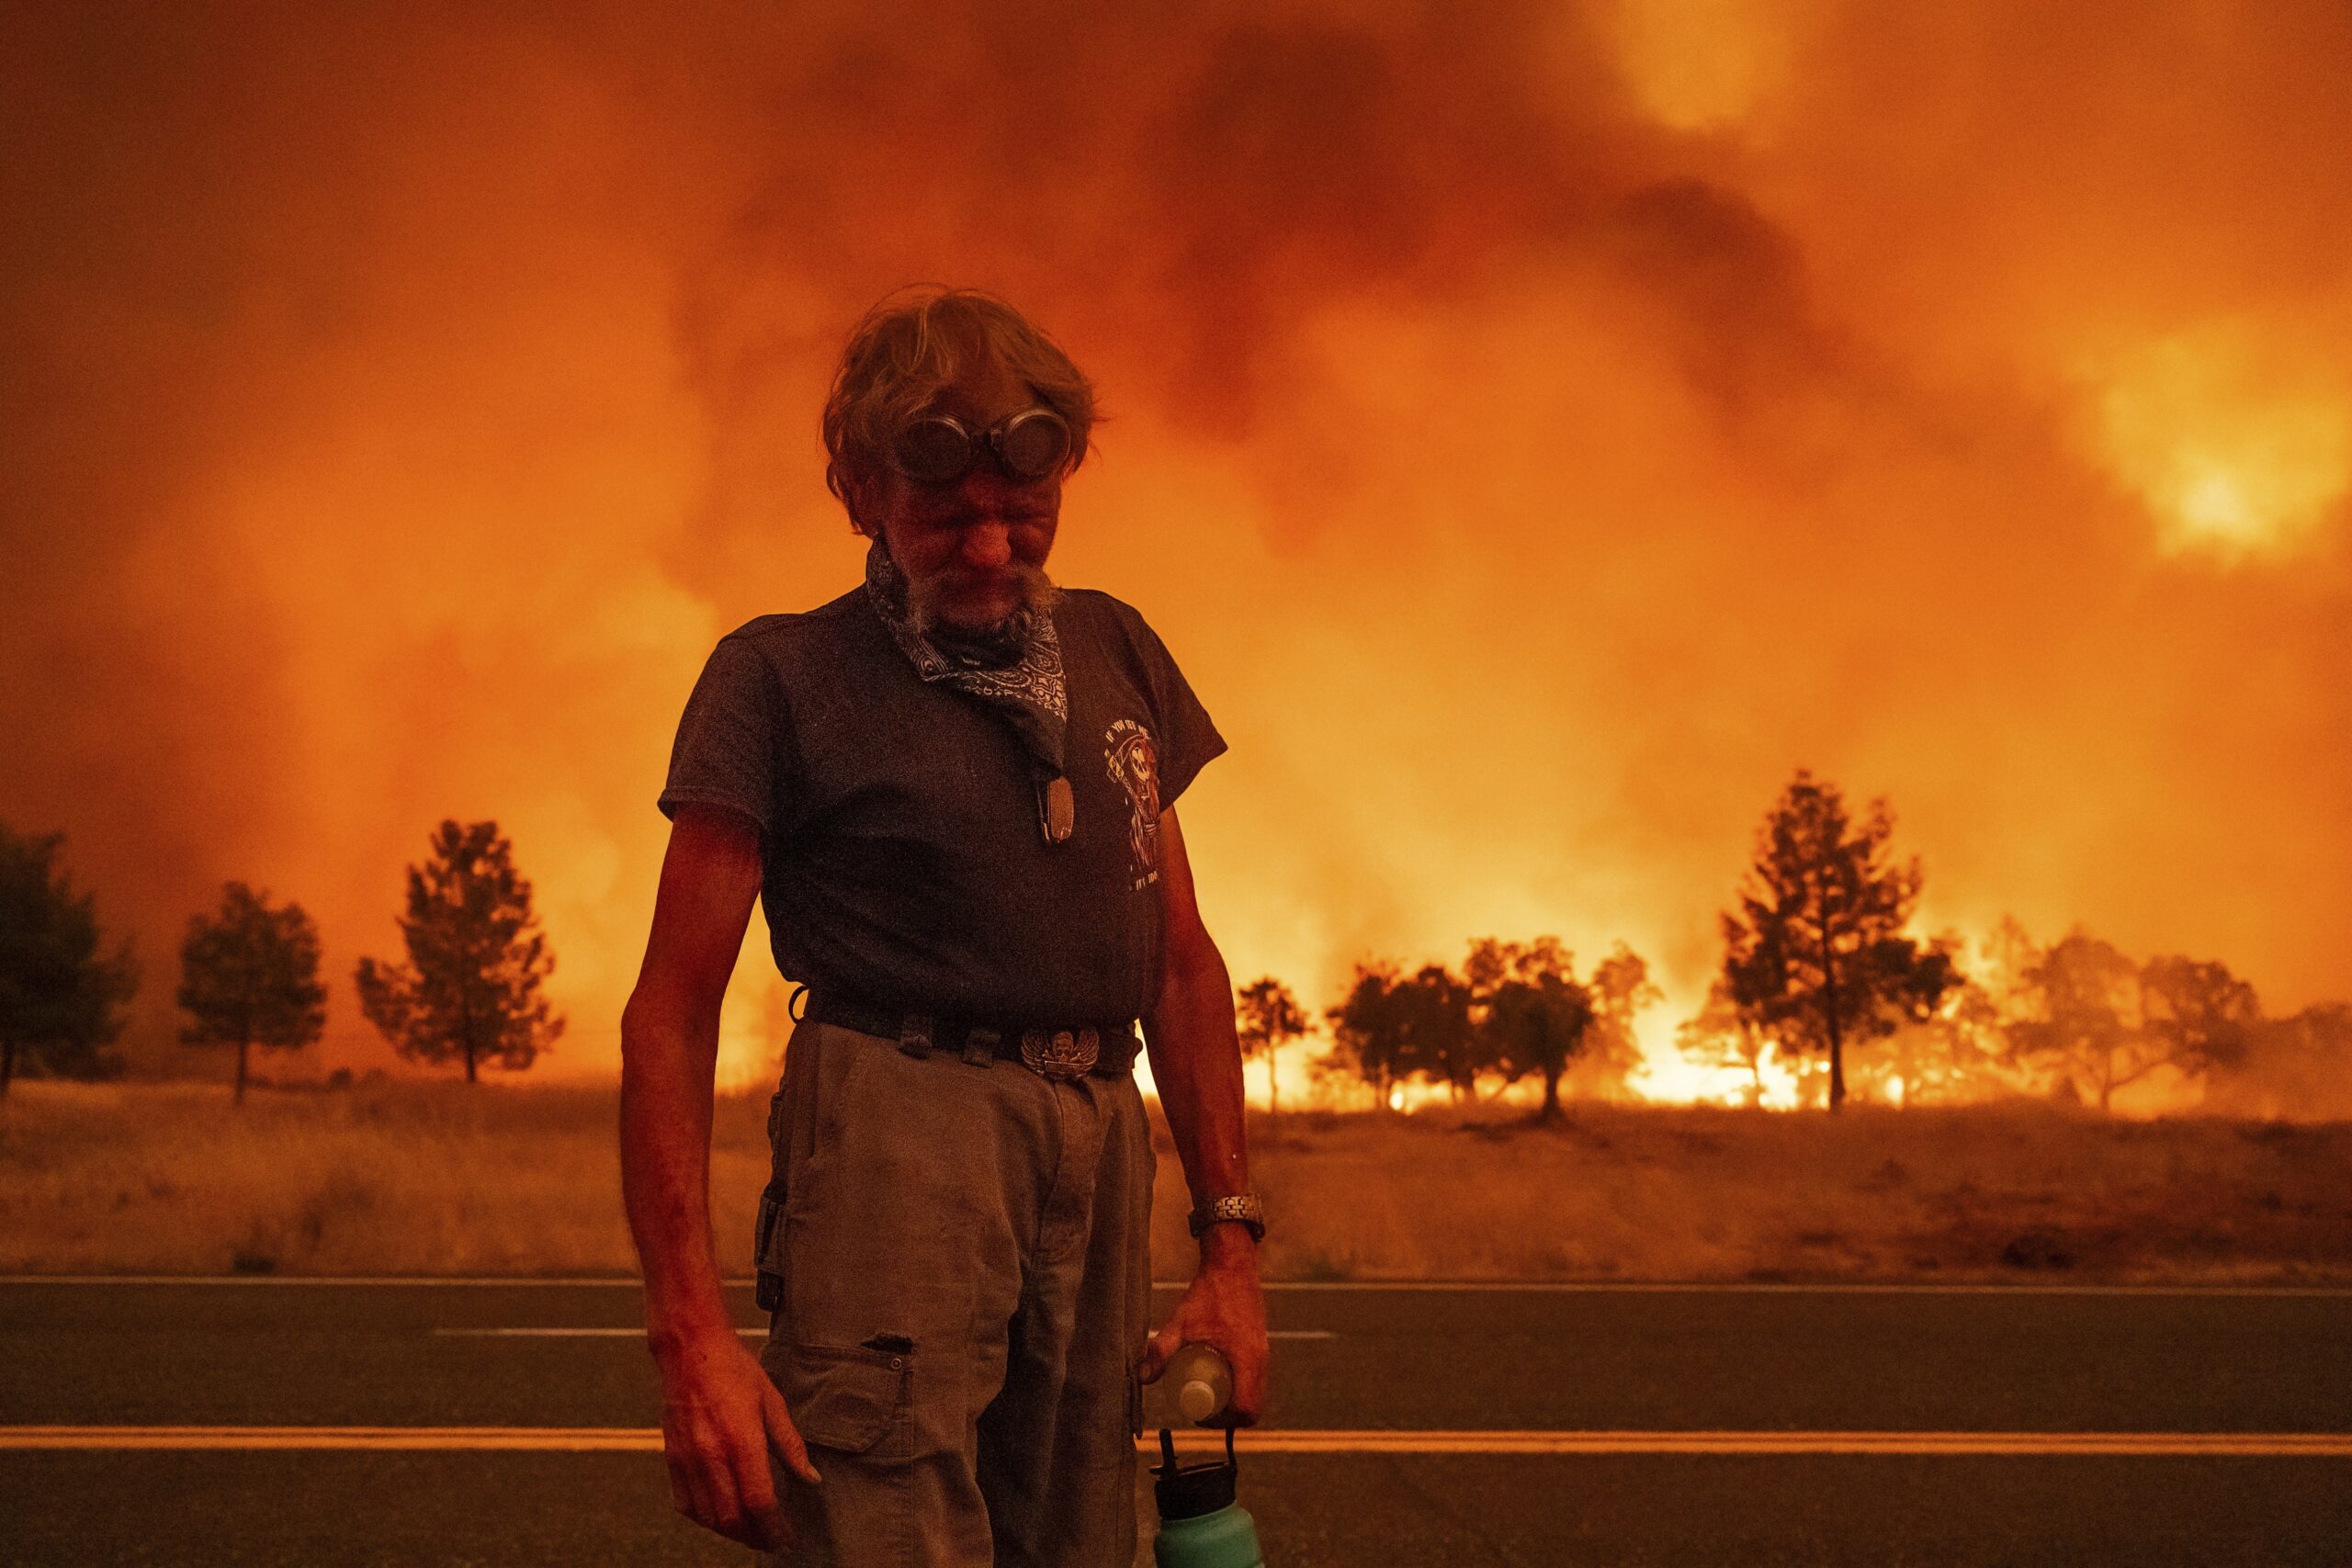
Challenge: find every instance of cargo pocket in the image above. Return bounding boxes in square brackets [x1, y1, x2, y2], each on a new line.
[771, 1338, 916, 1461]
[752, 1178, 788, 1314]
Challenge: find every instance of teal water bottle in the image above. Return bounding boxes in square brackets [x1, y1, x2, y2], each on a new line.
[1148, 1345, 1266, 1568]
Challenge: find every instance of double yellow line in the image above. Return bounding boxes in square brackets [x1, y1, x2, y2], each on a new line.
[4, 1427, 2346, 1457]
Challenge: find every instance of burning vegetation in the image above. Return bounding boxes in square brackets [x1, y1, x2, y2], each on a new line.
[1232, 770, 2352, 1121]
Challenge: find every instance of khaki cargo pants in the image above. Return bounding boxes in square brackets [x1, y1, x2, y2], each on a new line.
[754, 1016, 1156, 1567]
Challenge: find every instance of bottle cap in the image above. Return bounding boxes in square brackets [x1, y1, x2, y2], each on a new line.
[1152, 1427, 1239, 1520]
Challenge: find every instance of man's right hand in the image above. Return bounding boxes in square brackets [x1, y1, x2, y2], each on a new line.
[652, 1325, 821, 1553]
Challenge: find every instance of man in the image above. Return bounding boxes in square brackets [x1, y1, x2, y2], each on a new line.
[620, 286, 1271, 1566]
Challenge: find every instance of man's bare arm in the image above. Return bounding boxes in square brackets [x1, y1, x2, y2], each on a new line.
[621, 803, 763, 1348]
[620, 802, 816, 1551]
[1137, 804, 1271, 1423]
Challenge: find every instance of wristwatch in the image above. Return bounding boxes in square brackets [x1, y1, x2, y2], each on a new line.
[1187, 1191, 1266, 1244]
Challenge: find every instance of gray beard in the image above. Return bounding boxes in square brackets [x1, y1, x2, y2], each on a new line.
[904, 561, 1064, 642]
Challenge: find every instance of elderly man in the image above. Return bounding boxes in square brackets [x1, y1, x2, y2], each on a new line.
[620, 287, 1270, 1566]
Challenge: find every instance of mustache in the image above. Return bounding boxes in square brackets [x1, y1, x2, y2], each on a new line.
[904, 558, 1062, 636]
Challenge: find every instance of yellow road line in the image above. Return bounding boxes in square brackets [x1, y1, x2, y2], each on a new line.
[1155, 1430, 2352, 1456]
[424, 1326, 1338, 1340]
[3, 1427, 2346, 1456]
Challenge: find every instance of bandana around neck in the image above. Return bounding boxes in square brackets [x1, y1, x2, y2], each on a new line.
[862, 536, 1075, 840]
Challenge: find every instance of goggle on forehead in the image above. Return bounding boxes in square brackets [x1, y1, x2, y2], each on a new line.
[888, 407, 1074, 487]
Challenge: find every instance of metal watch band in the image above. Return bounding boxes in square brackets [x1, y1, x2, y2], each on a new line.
[1188, 1191, 1266, 1243]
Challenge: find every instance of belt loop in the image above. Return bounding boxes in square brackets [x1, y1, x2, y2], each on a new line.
[898, 1012, 933, 1060]
[962, 1027, 999, 1068]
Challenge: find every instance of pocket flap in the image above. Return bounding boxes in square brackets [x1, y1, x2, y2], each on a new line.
[774, 1340, 910, 1455]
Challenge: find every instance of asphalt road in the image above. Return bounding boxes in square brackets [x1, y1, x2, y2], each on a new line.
[2, 1278, 2347, 1565]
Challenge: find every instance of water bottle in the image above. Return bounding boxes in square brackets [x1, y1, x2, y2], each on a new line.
[1141, 1341, 1235, 1427]
[1147, 1344, 1267, 1568]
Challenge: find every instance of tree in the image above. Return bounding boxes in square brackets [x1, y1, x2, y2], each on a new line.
[0, 824, 138, 1095]
[1398, 963, 1482, 1102]
[1864, 971, 2011, 1106]
[1323, 961, 1411, 1110]
[2206, 1001, 2352, 1120]
[177, 882, 327, 1105]
[2005, 928, 2141, 1111]
[1577, 942, 1664, 1100]
[2138, 953, 2259, 1090]
[1466, 936, 1596, 1122]
[355, 819, 564, 1082]
[1677, 976, 1772, 1107]
[1234, 976, 1311, 1128]
[2007, 932, 2260, 1112]
[1717, 770, 1960, 1111]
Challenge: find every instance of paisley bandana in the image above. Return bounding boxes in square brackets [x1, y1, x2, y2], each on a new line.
[863, 536, 1076, 840]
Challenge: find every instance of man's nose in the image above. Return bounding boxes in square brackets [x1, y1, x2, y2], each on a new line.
[957, 519, 1013, 570]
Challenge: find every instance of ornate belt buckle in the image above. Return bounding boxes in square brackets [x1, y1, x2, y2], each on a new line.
[1019, 1025, 1099, 1081]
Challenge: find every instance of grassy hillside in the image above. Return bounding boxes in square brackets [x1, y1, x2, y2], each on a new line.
[3, 1080, 2346, 1282]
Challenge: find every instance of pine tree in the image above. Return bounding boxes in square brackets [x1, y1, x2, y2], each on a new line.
[177, 883, 328, 1105]
[1718, 770, 1959, 1111]
[355, 819, 564, 1082]
[0, 824, 138, 1095]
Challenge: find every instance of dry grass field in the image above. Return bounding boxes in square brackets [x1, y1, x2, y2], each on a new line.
[3, 1079, 2347, 1282]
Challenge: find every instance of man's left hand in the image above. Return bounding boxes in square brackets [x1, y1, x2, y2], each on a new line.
[1138, 1230, 1269, 1426]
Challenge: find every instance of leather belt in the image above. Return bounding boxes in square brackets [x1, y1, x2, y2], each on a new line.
[799, 987, 1143, 1081]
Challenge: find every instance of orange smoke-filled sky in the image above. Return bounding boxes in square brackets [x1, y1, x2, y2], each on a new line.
[5, 2, 2347, 1084]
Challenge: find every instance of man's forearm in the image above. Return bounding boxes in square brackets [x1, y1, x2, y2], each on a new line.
[1142, 939, 1255, 1266]
[619, 993, 734, 1352]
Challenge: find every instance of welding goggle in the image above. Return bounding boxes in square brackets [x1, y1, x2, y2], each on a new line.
[888, 407, 1075, 487]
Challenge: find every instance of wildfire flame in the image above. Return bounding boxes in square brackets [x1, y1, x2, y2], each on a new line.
[3, 5, 2346, 1101]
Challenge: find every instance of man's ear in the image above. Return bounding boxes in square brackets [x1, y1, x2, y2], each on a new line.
[842, 470, 885, 539]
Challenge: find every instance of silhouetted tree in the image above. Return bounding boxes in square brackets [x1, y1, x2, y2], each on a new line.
[2138, 954, 2258, 1089]
[1323, 961, 1411, 1110]
[177, 883, 328, 1105]
[0, 825, 138, 1095]
[1718, 770, 1960, 1111]
[2008, 931, 2260, 1111]
[1235, 976, 1311, 1128]
[1400, 963, 1482, 1102]
[2006, 928, 2141, 1111]
[355, 819, 563, 1082]
[1578, 942, 1664, 1099]
[1466, 936, 1595, 1122]
[1677, 976, 1772, 1107]
[1862, 970, 2013, 1106]
[2206, 1001, 2352, 1121]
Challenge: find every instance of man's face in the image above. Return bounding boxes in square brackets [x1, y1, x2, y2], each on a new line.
[853, 361, 1063, 634]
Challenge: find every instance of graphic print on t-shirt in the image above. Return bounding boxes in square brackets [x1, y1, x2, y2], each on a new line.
[1103, 718, 1161, 889]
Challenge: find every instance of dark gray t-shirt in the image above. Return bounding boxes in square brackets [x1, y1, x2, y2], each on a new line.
[657, 585, 1227, 1024]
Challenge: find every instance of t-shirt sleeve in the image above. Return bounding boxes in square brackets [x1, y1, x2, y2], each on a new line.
[656, 635, 791, 838]
[1114, 601, 1227, 809]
